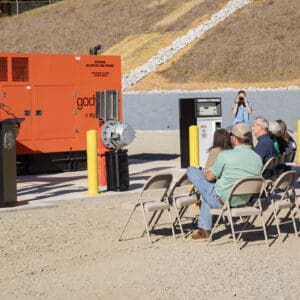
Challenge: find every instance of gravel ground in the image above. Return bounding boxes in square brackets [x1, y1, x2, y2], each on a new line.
[0, 158, 299, 299]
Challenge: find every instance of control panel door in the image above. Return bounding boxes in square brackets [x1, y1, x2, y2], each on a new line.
[0, 85, 32, 140]
[33, 86, 75, 140]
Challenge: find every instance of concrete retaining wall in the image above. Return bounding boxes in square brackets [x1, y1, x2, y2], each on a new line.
[123, 88, 300, 156]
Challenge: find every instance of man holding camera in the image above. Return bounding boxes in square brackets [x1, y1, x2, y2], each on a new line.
[232, 90, 253, 126]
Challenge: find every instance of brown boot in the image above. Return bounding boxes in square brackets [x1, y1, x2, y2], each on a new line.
[191, 228, 211, 241]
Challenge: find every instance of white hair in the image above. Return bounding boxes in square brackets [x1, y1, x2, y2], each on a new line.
[254, 117, 269, 130]
[268, 121, 281, 135]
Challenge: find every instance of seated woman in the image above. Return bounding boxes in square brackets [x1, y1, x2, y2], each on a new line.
[203, 128, 233, 174]
[268, 121, 280, 155]
[276, 119, 297, 158]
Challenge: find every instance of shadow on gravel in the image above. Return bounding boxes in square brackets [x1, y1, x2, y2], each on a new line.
[129, 153, 180, 163]
[130, 167, 176, 177]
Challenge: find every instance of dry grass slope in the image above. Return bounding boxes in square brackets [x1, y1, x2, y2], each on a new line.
[156, 0, 300, 87]
[0, 0, 299, 89]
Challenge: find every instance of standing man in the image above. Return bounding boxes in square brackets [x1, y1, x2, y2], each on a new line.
[252, 117, 277, 164]
[232, 90, 253, 127]
[187, 123, 262, 241]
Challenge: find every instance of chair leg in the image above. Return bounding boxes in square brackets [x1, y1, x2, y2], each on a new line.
[179, 205, 191, 221]
[291, 210, 298, 237]
[174, 205, 185, 239]
[222, 215, 230, 232]
[228, 215, 238, 252]
[141, 206, 152, 245]
[260, 213, 269, 247]
[272, 203, 283, 242]
[150, 210, 164, 232]
[118, 203, 139, 241]
[207, 213, 223, 246]
[141, 210, 158, 237]
[265, 212, 274, 227]
[167, 208, 176, 240]
[236, 216, 251, 242]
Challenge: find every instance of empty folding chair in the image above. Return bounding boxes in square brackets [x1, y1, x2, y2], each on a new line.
[207, 176, 268, 251]
[168, 173, 199, 238]
[268, 170, 298, 242]
[118, 172, 175, 244]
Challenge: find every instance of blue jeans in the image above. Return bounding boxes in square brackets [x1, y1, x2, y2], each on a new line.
[186, 167, 222, 230]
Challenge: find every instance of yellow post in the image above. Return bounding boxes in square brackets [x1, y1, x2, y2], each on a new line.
[87, 130, 99, 194]
[297, 120, 300, 164]
[189, 125, 199, 167]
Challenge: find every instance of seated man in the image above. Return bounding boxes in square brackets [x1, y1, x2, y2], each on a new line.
[252, 116, 277, 164]
[187, 123, 262, 241]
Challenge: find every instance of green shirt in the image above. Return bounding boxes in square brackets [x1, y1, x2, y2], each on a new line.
[272, 137, 280, 155]
[211, 145, 263, 207]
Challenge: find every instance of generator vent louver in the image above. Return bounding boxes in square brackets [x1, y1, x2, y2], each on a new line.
[12, 57, 29, 82]
[0, 57, 8, 82]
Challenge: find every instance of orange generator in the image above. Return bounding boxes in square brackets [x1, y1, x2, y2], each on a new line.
[0, 52, 122, 186]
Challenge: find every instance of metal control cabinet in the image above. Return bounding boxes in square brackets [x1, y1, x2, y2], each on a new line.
[196, 99, 222, 167]
[0, 118, 18, 207]
[179, 98, 222, 168]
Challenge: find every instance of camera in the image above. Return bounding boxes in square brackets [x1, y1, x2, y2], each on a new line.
[238, 96, 244, 105]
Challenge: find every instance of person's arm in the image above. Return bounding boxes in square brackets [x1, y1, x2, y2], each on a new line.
[232, 97, 239, 116]
[205, 169, 217, 182]
[204, 148, 220, 173]
[205, 152, 225, 182]
[244, 97, 252, 114]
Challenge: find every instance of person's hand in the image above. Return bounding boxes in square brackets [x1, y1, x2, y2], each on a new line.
[244, 96, 248, 105]
[235, 96, 240, 104]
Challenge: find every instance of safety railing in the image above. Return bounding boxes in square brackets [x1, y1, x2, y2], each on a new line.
[0, 0, 61, 16]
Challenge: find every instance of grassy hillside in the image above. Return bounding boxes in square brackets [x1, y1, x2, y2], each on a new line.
[0, 0, 224, 54]
[137, 0, 300, 90]
[0, 0, 299, 90]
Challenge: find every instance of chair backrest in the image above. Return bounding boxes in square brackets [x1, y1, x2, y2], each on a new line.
[285, 150, 296, 163]
[167, 173, 193, 198]
[230, 176, 265, 197]
[261, 156, 278, 178]
[143, 173, 173, 191]
[176, 173, 191, 188]
[277, 153, 286, 165]
[270, 170, 298, 193]
[139, 173, 174, 204]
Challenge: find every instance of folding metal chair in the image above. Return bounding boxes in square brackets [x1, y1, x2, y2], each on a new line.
[168, 173, 199, 238]
[285, 149, 296, 164]
[118, 172, 175, 244]
[274, 153, 286, 176]
[261, 156, 279, 197]
[207, 176, 268, 251]
[261, 156, 278, 180]
[267, 170, 298, 242]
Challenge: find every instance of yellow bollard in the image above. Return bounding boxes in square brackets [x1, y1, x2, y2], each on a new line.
[297, 120, 300, 164]
[189, 125, 199, 167]
[189, 125, 200, 215]
[86, 130, 99, 194]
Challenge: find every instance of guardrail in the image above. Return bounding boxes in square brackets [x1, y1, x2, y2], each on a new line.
[0, 0, 61, 16]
